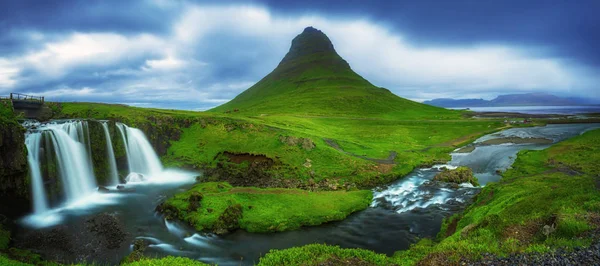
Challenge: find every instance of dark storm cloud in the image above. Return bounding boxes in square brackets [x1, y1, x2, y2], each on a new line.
[258, 0, 600, 67]
[0, 0, 178, 34]
[0, 0, 184, 57]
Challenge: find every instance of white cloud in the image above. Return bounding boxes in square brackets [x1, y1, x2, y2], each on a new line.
[143, 56, 186, 71]
[26, 86, 108, 98]
[0, 59, 20, 89]
[22, 33, 165, 78]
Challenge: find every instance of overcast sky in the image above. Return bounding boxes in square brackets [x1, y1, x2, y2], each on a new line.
[1, 0, 599, 110]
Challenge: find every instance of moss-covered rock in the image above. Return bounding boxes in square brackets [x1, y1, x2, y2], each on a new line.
[279, 135, 316, 151]
[0, 101, 30, 217]
[5, 248, 43, 265]
[257, 243, 392, 265]
[214, 203, 243, 234]
[39, 134, 63, 207]
[121, 239, 147, 264]
[434, 166, 479, 186]
[155, 202, 183, 221]
[0, 224, 10, 250]
[187, 192, 203, 212]
[122, 256, 209, 266]
[88, 120, 112, 186]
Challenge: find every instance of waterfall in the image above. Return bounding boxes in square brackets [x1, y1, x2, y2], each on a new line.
[116, 123, 130, 173]
[25, 132, 48, 213]
[101, 122, 119, 185]
[116, 123, 163, 179]
[23, 119, 164, 219]
[46, 123, 97, 201]
[62, 120, 94, 166]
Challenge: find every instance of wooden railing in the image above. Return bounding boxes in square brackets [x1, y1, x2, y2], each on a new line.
[9, 93, 44, 103]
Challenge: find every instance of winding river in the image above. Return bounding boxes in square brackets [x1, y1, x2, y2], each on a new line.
[14, 123, 600, 265]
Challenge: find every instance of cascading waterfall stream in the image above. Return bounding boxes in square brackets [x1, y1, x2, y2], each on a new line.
[117, 123, 163, 181]
[46, 124, 97, 201]
[25, 132, 49, 213]
[21, 119, 183, 229]
[116, 123, 131, 173]
[101, 122, 119, 185]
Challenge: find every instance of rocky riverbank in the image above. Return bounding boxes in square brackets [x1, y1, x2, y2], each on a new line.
[461, 236, 600, 265]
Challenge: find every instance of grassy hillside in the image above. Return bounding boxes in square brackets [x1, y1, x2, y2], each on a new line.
[211, 27, 457, 119]
[58, 102, 503, 188]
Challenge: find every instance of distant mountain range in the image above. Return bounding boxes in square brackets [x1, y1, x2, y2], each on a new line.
[423, 93, 598, 108]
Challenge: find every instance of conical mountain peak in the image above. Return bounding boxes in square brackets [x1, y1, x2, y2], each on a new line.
[211, 27, 447, 118]
[280, 26, 338, 63]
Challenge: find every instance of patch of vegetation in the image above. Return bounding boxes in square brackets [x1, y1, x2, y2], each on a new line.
[0, 225, 9, 250]
[257, 243, 392, 266]
[0, 255, 32, 266]
[121, 256, 209, 266]
[121, 239, 147, 264]
[0, 100, 16, 126]
[5, 248, 43, 265]
[158, 182, 372, 233]
[433, 166, 479, 186]
[393, 129, 600, 264]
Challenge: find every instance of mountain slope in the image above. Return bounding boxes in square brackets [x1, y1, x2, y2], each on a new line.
[211, 27, 455, 119]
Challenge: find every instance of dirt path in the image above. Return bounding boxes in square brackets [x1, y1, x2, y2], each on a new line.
[226, 187, 309, 195]
[421, 124, 512, 152]
[323, 138, 397, 164]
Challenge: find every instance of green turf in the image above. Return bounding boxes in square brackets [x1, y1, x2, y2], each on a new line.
[121, 256, 209, 266]
[0, 225, 9, 250]
[0, 256, 31, 266]
[159, 182, 372, 233]
[257, 244, 392, 266]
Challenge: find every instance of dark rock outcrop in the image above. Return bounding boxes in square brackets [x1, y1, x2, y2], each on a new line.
[0, 119, 30, 217]
[13, 212, 128, 264]
[214, 204, 243, 235]
[204, 152, 293, 188]
[280, 26, 343, 65]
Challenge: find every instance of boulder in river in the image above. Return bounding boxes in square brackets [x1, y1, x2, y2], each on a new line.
[434, 166, 479, 186]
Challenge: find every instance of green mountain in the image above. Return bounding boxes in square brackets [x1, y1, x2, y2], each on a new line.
[211, 27, 454, 119]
